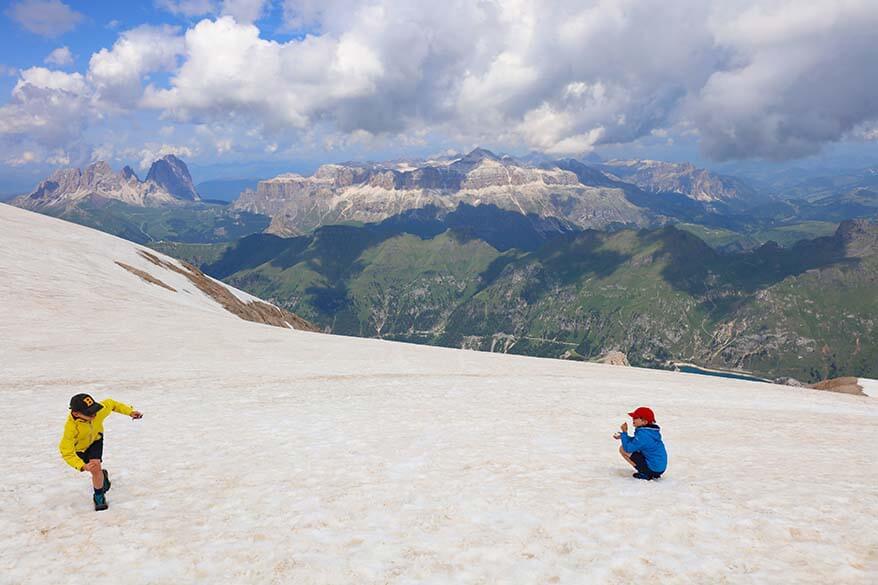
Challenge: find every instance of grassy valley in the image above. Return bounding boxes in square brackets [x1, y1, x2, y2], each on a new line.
[42, 200, 270, 244]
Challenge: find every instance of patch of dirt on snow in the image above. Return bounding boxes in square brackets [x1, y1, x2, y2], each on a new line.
[136, 249, 318, 332]
[115, 261, 177, 292]
[809, 376, 865, 396]
[597, 351, 630, 366]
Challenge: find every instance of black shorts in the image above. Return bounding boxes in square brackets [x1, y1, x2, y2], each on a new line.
[630, 451, 662, 479]
[77, 437, 104, 463]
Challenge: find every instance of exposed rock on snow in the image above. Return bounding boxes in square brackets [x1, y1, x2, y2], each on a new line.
[774, 377, 805, 387]
[809, 377, 865, 396]
[135, 249, 317, 331]
[0, 203, 875, 584]
[596, 351, 631, 366]
[115, 261, 178, 292]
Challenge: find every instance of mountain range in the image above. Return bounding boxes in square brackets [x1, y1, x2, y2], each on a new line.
[232, 148, 760, 236]
[10, 149, 877, 381]
[15, 155, 200, 210]
[11, 155, 269, 244]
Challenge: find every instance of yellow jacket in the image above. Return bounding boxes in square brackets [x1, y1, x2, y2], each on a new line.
[59, 398, 135, 471]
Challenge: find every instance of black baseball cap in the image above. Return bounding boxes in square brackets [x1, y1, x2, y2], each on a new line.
[69, 393, 103, 416]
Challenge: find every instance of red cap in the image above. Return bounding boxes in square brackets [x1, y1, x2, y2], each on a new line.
[628, 407, 656, 423]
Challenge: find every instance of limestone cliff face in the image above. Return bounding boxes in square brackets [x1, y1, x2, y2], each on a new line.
[234, 148, 650, 235]
[15, 155, 201, 210]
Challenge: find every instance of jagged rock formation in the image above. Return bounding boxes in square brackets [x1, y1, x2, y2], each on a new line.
[233, 148, 651, 235]
[14, 155, 201, 210]
[144, 154, 199, 201]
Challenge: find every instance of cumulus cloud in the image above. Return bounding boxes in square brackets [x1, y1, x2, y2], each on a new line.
[157, 0, 215, 17]
[693, 0, 878, 160]
[88, 25, 184, 109]
[142, 16, 385, 130]
[145, 1, 724, 155]
[0, 68, 91, 158]
[221, 0, 268, 23]
[4, 0, 878, 166]
[137, 143, 196, 169]
[7, 0, 83, 37]
[44, 46, 74, 67]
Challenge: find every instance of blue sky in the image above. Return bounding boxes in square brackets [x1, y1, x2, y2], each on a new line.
[1, 0, 877, 192]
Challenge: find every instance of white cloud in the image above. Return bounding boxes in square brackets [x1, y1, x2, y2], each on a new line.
[692, 0, 878, 160]
[4, 0, 878, 167]
[88, 25, 184, 109]
[44, 46, 74, 67]
[157, 0, 216, 17]
[6, 150, 38, 166]
[137, 144, 195, 170]
[6, 0, 83, 37]
[0, 68, 91, 158]
[221, 0, 268, 23]
[14, 67, 88, 96]
[142, 17, 384, 130]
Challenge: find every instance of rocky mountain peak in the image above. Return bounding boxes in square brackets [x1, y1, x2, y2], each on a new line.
[450, 147, 504, 173]
[83, 161, 114, 182]
[145, 155, 199, 201]
[464, 147, 500, 161]
[121, 166, 140, 181]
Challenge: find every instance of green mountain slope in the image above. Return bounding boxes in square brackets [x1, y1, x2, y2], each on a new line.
[39, 200, 270, 244]
[153, 210, 878, 381]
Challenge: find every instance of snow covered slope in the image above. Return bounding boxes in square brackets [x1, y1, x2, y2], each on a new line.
[0, 203, 875, 584]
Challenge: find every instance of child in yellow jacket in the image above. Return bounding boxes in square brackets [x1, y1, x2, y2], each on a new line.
[59, 393, 142, 511]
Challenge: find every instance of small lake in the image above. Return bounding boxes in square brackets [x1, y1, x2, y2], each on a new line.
[676, 365, 770, 383]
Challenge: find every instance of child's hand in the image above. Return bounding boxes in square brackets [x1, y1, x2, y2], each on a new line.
[131, 411, 143, 419]
[620, 422, 628, 433]
[613, 432, 621, 440]
[83, 460, 101, 473]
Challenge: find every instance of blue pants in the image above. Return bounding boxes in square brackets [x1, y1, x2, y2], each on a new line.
[631, 451, 662, 479]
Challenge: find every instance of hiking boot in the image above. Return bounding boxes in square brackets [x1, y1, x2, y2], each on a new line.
[93, 491, 108, 511]
[102, 469, 111, 493]
[632, 472, 653, 481]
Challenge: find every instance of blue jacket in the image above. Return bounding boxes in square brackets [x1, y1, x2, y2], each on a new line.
[620, 424, 668, 473]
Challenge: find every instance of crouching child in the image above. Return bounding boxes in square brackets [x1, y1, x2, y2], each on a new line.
[614, 406, 667, 480]
[59, 393, 142, 510]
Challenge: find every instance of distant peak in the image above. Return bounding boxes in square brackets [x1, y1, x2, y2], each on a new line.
[462, 147, 500, 161]
[121, 165, 139, 181]
[85, 160, 113, 174]
[145, 155, 199, 201]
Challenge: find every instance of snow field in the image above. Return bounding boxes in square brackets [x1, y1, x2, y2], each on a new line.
[1, 203, 876, 584]
[860, 378, 878, 397]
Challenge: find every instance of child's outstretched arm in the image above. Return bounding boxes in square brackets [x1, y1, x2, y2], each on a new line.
[102, 398, 142, 419]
